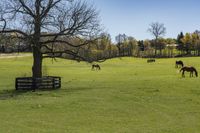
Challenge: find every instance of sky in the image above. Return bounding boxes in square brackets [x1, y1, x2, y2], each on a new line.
[88, 0, 200, 41]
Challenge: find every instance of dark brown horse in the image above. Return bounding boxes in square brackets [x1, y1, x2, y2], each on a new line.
[147, 59, 155, 63]
[91, 64, 101, 70]
[180, 66, 198, 77]
[176, 60, 184, 68]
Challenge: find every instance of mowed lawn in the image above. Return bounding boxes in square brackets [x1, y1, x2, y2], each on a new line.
[0, 56, 200, 133]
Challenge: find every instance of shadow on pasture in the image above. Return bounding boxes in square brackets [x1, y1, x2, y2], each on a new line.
[0, 89, 29, 100]
[0, 85, 95, 100]
[0, 88, 60, 100]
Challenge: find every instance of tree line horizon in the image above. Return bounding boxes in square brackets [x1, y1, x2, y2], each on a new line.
[1, 22, 200, 59]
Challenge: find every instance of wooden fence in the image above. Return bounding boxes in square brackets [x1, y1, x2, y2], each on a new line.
[15, 76, 61, 90]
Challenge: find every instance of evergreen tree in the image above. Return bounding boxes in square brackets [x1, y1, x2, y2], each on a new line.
[177, 32, 184, 54]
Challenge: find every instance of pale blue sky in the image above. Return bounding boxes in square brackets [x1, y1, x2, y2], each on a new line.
[88, 0, 200, 40]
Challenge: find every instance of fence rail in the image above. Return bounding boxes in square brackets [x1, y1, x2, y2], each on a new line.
[15, 76, 61, 90]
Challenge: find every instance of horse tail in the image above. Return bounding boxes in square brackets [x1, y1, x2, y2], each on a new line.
[193, 67, 198, 77]
[98, 65, 101, 70]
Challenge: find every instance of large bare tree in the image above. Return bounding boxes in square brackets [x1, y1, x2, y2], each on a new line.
[148, 22, 166, 56]
[0, 0, 101, 78]
[148, 22, 166, 40]
[115, 34, 127, 56]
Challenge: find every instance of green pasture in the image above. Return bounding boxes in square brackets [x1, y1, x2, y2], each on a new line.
[0, 55, 200, 133]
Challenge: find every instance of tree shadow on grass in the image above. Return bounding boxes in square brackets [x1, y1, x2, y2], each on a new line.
[0, 85, 95, 100]
[0, 88, 60, 100]
[0, 89, 29, 100]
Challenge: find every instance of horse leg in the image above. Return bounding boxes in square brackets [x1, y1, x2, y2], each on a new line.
[182, 71, 185, 78]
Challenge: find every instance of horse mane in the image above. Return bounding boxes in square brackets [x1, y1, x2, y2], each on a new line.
[180, 67, 184, 72]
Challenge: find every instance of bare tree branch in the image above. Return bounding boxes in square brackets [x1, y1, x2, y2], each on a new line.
[18, 0, 35, 17]
[148, 22, 166, 39]
[0, 0, 102, 77]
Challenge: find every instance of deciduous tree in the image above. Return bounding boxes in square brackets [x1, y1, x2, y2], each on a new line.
[148, 22, 166, 56]
[0, 0, 101, 78]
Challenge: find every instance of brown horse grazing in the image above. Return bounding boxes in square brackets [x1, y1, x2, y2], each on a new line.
[176, 60, 184, 68]
[147, 59, 155, 63]
[91, 64, 101, 70]
[180, 66, 198, 77]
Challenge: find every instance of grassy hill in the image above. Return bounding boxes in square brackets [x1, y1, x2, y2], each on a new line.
[0, 56, 200, 133]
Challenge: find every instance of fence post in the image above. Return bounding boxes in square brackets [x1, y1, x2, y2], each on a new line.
[15, 78, 18, 90]
[52, 77, 55, 89]
[32, 78, 36, 90]
[15, 76, 61, 90]
[58, 77, 61, 88]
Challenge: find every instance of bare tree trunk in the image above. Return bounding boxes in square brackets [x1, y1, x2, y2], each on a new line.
[117, 46, 121, 56]
[32, 8, 42, 78]
[160, 49, 162, 56]
[32, 47, 42, 78]
[198, 49, 200, 56]
[108, 48, 111, 58]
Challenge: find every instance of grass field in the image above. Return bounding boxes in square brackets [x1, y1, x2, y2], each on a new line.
[0, 55, 200, 133]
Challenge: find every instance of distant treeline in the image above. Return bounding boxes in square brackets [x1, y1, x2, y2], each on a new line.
[1, 31, 200, 61]
[64, 31, 200, 61]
